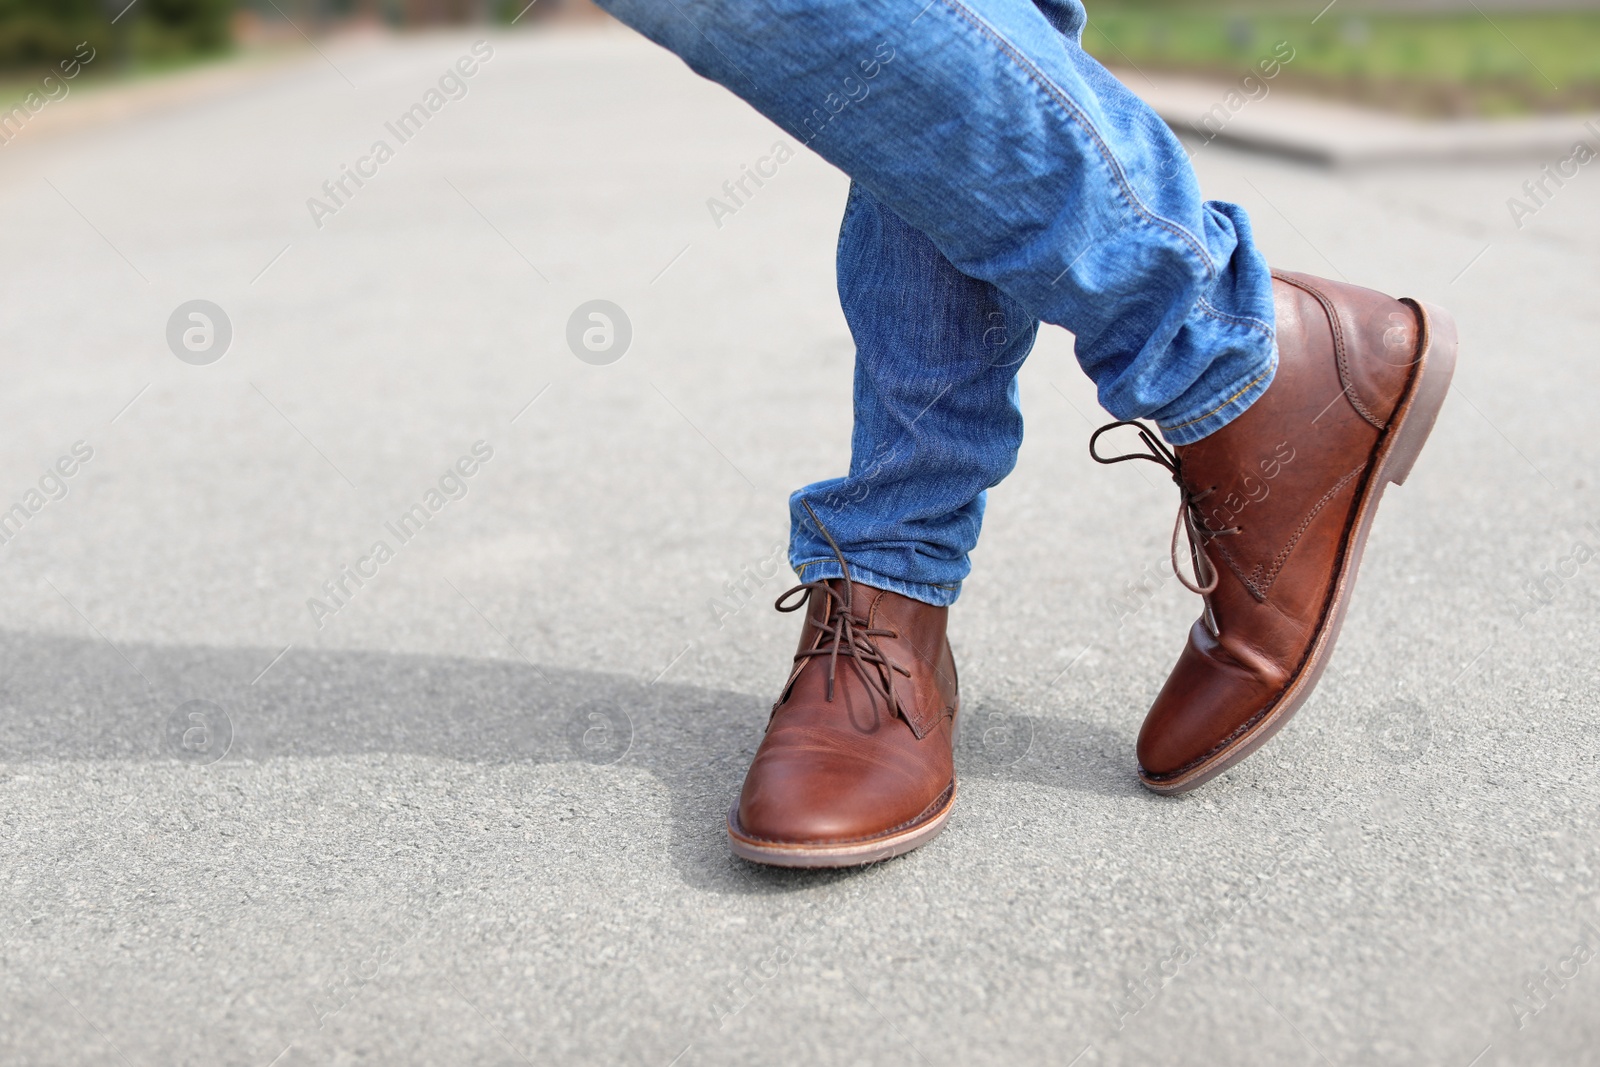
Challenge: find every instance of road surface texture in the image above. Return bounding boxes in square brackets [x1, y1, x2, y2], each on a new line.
[0, 25, 1596, 1067]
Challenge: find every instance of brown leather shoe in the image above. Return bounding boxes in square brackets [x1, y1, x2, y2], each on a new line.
[1093, 269, 1458, 795]
[727, 515, 959, 866]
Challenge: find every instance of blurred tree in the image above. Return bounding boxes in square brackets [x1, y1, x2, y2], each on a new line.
[0, 0, 106, 68]
[145, 0, 232, 47]
[0, 0, 232, 71]
[134, 0, 232, 60]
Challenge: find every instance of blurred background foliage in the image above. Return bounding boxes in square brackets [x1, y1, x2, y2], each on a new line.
[0, 0, 587, 76]
[0, 0, 231, 71]
[2, 0, 1599, 116]
[1083, 1, 1600, 116]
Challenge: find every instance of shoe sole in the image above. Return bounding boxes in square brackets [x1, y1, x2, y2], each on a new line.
[726, 780, 956, 869]
[1140, 298, 1459, 796]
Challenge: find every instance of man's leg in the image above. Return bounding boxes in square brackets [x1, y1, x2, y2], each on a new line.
[596, 0, 1279, 443]
[787, 182, 1039, 606]
[595, 0, 1457, 842]
[725, 183, 1037, 867]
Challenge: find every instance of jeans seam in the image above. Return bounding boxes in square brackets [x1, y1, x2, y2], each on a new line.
[837, 181, 864, 259]
[795, 558, 959, 592]
[933, 0, 1218, 285]
[1157, 354, 1276, 433]
[1195, 294, 1275, 337]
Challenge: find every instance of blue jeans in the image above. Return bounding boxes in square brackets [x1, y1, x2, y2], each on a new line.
[597, 0, 1279, 606]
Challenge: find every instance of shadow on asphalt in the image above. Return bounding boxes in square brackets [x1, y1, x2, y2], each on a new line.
[0, 630, 1137, 892]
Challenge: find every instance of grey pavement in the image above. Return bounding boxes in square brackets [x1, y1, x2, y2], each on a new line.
[0, 24, 1597, 1067]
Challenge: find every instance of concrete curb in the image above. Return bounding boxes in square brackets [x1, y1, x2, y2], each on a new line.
[1118, 68, 1600, 167]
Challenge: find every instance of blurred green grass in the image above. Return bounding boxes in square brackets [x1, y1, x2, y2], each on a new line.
[1083, 8, 1600, 116]
[7, 3, 1599, 120]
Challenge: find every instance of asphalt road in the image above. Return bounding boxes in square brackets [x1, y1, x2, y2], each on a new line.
[0, 26, 1597, 1067]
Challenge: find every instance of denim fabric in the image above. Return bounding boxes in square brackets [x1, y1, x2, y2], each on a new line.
[597, 0, 1280, 604]
[790, 183, 1039, 604]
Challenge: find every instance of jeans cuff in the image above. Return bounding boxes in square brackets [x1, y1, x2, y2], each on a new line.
[1155, 345, 1279, 446]
[791, 558, 961, 608]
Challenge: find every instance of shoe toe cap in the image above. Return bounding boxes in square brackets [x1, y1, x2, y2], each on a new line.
[734, 727, 949, 846]
[1138, 628, 1286, 783]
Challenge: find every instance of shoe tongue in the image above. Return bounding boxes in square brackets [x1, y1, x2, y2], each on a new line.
[824, 578, 878, 616]
[804, 578, 877, 634]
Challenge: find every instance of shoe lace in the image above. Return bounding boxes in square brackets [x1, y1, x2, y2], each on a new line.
[1089, 420, 1241, 607]
[772, 500, 911, 718]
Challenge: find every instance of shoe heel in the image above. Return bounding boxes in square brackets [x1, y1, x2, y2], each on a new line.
[1384, 299, 1458, 487]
